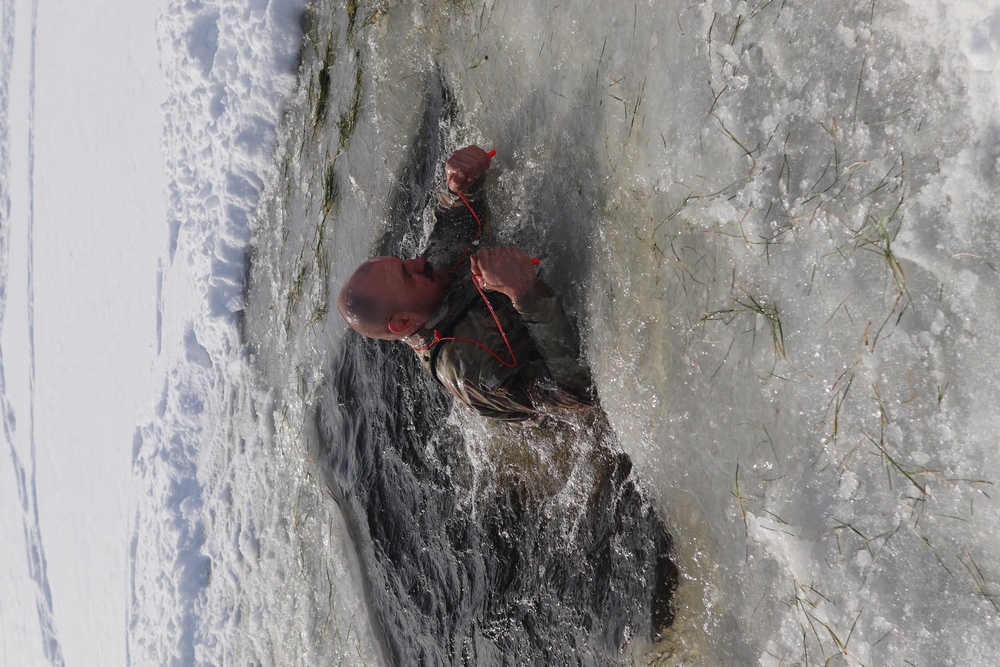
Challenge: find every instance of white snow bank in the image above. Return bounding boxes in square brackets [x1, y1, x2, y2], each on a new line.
[128, 0, 308, 664]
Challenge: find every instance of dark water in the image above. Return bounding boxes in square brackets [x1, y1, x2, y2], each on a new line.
[318, 336, 677, 666]
[240, 3, 682, 662]
[310, 81, 678, 665]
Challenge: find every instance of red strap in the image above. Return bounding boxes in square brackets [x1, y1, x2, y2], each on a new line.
[418, 178, 518, 368]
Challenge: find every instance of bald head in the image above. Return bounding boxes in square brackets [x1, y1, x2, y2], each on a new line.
[338, 256, 450, 340]
[338, 260, 396, 339]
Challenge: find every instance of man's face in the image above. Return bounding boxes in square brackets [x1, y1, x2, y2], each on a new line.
[367, 256, 449, 329]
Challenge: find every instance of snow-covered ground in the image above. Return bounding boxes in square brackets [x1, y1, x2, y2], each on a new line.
[1, 0, 305, 665]
[1, 0, 165, 664]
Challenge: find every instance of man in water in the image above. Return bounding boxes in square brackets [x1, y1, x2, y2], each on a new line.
[336, 147, 678, 641]
[337, 144, 594, 421]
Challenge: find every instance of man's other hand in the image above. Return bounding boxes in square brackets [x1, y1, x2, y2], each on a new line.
[470, 247, 537, 301]
[446, 145, 493, 193]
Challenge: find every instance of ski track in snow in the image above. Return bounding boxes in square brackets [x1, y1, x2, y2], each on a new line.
[0, 0, 65, 664]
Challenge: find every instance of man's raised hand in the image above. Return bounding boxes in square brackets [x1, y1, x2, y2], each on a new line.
[445, 145, 493, 193]
[470, 247, 538, 301]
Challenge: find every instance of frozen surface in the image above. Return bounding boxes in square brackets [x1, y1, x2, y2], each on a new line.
[248, 0, 1000, 664]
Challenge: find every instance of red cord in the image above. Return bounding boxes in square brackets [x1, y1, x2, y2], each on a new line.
[418, 161, 521, 368]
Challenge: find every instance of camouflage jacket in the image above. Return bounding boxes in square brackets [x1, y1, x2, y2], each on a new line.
[407, 178, 594, 421]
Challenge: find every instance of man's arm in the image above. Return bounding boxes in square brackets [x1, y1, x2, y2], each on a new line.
[471, 247, 594, 404]
[421, 145, 494, 272]
[511, 280, 594, 401]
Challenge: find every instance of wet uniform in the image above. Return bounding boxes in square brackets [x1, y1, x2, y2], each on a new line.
[406, 177, 594, 421]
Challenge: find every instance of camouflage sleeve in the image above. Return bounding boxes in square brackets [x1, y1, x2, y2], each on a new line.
[512, 281, 595, 406]
[421, 176, 492, 272]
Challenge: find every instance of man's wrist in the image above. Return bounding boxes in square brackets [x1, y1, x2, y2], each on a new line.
[510, 280, 548, 310]
[438, 174, 486, 208]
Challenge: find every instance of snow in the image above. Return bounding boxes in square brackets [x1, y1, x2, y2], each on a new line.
[2, 0, 165, 664]
[1, 0, 305, 664]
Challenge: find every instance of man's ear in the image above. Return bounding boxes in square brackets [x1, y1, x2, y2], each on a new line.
[387, 314, 412, 335]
